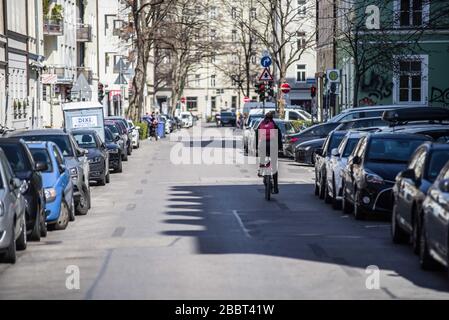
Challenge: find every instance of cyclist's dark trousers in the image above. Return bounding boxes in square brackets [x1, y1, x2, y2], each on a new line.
[262, 140, 278, 191]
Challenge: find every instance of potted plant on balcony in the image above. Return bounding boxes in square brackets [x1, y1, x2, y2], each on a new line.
[51, 4, 64, 22]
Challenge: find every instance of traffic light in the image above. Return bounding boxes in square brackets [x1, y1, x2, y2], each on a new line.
[267, 81, 275, 98]
[310, 85, 317, 98]
[98, 83, 105, 103]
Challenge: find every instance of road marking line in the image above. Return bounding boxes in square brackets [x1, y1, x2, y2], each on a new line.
[232, 210, 251, 239]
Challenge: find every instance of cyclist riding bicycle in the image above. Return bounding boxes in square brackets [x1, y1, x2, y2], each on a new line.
[256, 111, 282, 194]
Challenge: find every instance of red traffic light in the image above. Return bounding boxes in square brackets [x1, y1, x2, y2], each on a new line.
[310, 86, 317, 98]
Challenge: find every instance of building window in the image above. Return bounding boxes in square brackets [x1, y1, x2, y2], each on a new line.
[210, 53, 216, 64]
[232, 96, 237, 109]
[210, 6, 217, 19]
[211, 75, 216, 87]
[396, 0, 428, 27]
[395, 57, 427, 104]
[251, 8, 257, 19]
[231, 29, 237, 42]
[297, 0, 307, 15]
[195, 74, 201, 87]
[186, 97, 198, 111]
[211, 96, 217, 110]
[231, 7, 237, 19]
[210, 29, 217, 41]
[297, 37, 306, 50]
[296, 64, 306, 82]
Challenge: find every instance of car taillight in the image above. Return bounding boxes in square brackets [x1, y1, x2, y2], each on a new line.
[289, 137, 299, 143]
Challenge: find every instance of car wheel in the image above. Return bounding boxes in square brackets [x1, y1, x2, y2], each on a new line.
[53, 200, 70, 231]
[28, 209, 41, 242]
[98, 174, 106, 186]
[318, 175, 326, 200]
[116, 158, 123, 173]
[412, 209, 421, 254]
[16, 214, 27, 251]
[391, 202, 409, 244]
[324, 180, 332, 204]
[419, 218, 439, 270]
[331, 178, 341, 210]
[0, 224, 16, 264]
[76, 185, 89, 215]
[69, 196, 76, 222]
[354, 190, 366, 220]
[40, 208, 47, 238]
[314, 180, 319, 196]
[122, 152, 128, 162]
[106, 168, 111, 184]
[342, 182, 353, 214]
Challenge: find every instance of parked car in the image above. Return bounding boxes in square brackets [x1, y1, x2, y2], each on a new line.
[325, 131, 368, 209]
[105, 127, 123, 173]
[294, 138, 325, 165]
[0, 148, 28, 263]
[243, 116, 263, 155]
[285, 122, 341, 158]
[106, 117, 133, 156]
[72, 129, 110, 186]
[328, 105, 417, 123]
[27, 142, 75, 231]
[391, 143, 449, 253]
[314, 131, 346, 201]
[179, 112, 194, 127]
[9, 129, 91, 216]
[105, 121, 127, 161]
[0, 138, 47, 241]
[419, 160, 449, 270]
[335, 117, 389, 131]
[127, 120, 141, 149]
[220, 111, 237, 127]
[341, 133, 431, 220]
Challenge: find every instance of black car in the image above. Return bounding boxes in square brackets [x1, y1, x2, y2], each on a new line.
[285, 122, 340, 158]
[106, 118, 132, 156]
[220, 111, 237, 127]
[105, 127, 123, 173]
[71, 129, 110, 186]
[294, 138, 325, 165]
[392, 143, 449, 253]
[420, 160, 449, 270]
[314, 131, 346, 201]
[335, 117, 389, 131]
[342, 133, 431, 220]
[105, 121, 127, 161]
[0, 138, 47, 241]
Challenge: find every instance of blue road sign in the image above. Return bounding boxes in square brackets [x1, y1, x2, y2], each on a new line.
[261, 56, 272, 68]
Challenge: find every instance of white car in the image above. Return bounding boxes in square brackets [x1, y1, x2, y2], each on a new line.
[127, 120, 140, 149]
[326, 131, 367, 209]
[179, 112, 193, 128]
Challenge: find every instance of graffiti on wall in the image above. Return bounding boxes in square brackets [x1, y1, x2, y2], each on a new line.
[430, 87, 449, 105]
[359, 71, 394, 105]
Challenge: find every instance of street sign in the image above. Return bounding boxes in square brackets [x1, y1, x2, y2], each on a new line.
[181, 97, 186, 104]
[259, 68, 273, 81]
[327, 69, 340, 83]
[243, 96, 251, 103]
[260, 56, 272, 68]
[280, 83, 291, 94]
[262, 50, 270, 57]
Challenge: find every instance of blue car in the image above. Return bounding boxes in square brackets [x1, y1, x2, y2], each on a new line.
[26, 142, 75, 231]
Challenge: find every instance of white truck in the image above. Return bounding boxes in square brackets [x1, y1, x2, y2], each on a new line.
[62, 101, 106, 142]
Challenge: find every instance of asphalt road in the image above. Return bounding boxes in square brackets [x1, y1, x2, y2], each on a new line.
[0, 122, 449, 299]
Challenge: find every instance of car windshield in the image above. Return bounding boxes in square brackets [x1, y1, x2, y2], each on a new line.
[29, 148, 53, 172]
[367, 138, 428, 163]
[284, 122, 298, 135]
[106, 124, 119, 135]
[221, 112, 233, 116]
[343, 138, 361, 157]
[73, 133, 98, 149]
[1, 144, 31, 172]
[105, 128, 114, 142]
[182, 115, 189, 119]
[21, 135, 74, 157]
[427, 150, 449, 182]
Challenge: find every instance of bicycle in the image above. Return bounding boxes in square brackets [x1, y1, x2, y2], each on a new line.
[259, 157, 274, 201]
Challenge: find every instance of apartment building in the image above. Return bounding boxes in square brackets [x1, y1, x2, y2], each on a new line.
[97, 0, 134, 117]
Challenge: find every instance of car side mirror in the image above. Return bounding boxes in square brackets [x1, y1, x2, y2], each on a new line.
[35, 162, 48, 172]
[438, 179, 449, 193]
[59, 164, 67, 174]
[10, 178, 22, 190]
[315, 148, 323, 157]
[19, 180, 28, 195]
[401, 169, 416, 181]
[115, 135, 121, 142]
[331, 148, 340, 157]
[352, 156, 361, 165]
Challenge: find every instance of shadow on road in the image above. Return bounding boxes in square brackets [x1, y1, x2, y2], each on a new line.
[161, 183, 449, 294]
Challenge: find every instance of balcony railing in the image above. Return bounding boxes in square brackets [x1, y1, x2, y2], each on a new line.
[77, 23, 92, 42]
[43, 19, 64, 36]
[47, 65, 75, 84]
[77, 67, 93, 85]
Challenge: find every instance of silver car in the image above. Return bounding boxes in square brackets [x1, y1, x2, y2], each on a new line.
[0, 148, 28, 264]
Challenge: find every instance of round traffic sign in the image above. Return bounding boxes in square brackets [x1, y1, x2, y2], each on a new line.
[280, 83, 291, 94]
[181, 97, 186, 104]
[260, 56, 272, 68]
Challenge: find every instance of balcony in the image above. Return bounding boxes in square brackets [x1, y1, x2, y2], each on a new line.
[43, 19, 64, 36]
[77, 24, 92, 42]
[77, 67, 93, 85]
[47, 65, 75, 84]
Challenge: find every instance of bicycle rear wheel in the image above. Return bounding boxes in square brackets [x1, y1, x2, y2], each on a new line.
[264, 176, 271, 201]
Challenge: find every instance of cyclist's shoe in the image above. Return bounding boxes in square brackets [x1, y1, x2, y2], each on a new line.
[273, 187, 279, 194]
